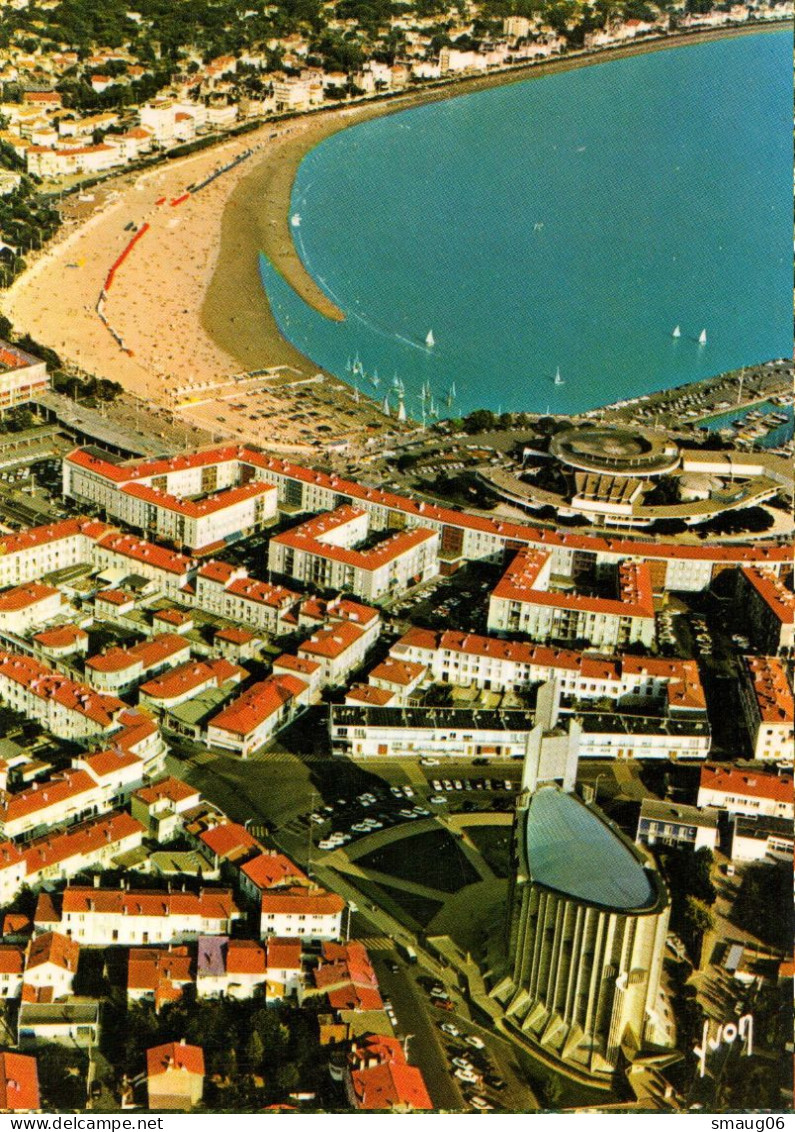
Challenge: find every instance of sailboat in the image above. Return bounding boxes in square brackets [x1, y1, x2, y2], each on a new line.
[381, 394, 390, 416]
[429, 395, 438, 419]
[698, 329, 707, 345]
[290, 213, 301, 228]
[554, 367, 564, 386]
[672, 325, 681, 338]
[397, 396, 406, 423]
[446, 383, 456, 409]
[392, 373, 401, 392]
[371, 368, 380, 388]
[426, 329, 435, 348]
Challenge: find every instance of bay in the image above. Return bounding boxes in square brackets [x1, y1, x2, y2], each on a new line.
[258, 31, 792, 418]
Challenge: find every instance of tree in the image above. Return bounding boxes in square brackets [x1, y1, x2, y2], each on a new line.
[245, 1029, 265, 1073]
[462, 408, 496, 434]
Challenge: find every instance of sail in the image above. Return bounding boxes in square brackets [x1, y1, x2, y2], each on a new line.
[699, 329, 707, 345]
[554, 367, 564, 386]
[381, 395, 390, 416]
[672, 325, 681, 338]
[426, 330, 435, 348]
[397, 398, 406, 422]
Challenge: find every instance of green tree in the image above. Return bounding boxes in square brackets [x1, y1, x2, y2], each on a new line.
[245, 1029, 265, 1073]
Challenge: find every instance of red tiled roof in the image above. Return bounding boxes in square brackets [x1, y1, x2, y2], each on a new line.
[95, 588, 135, 606]
[350, 1062, 433, 1111]
[273, 506, 437, 570]
[492, 548, 655, 619]
[41, 886, 237, 921]
[393, 626, 706, 707]
[272, 654, 320, 676]
[241, 851, 307, 890]
[742, 567, 794, 625]
[0, 582, 59, 612]
[0, 945, 23, 975]
[265, 937, 302, 970]
[121, 479, 274, 520]
[0, 1052, 40, 1112]
[260, 886, 344, 916]
[86, 633, 189, 675]
[0, 651, 123, 727]
[700, 763, 793, 804]
[33, 624, 88, 649]
[744, 655, 794, 724]
[226, 577, 297, 609]
[208, 675, 307, 737]
[24, 812, 143, 876]
[134, 776, 199, 807]
[0, 842, 24, 871]
[328, 598, 380, 627]
[96, 532, 193, 575]
[298, 620, 364, 661]
[147, 1041, 204, 1078]
[2, 913, 30, 936]
[139, 658, 243, 703]
[65, 445, 791, 565]
[226, 939, 266, 975]
[80, 747, 142, 781]
[346, 685, 396, 707]
[200, 822, 259, 861]
[214, 626, 257, 645]
[369, 658, 425, 687]
[153, 608, 193, 626]
[25, 930, 79, 973]
[128, 946, 192, 992]
[0, 770, 97, 825]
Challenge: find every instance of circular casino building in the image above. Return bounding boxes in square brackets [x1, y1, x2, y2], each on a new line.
[505, 786, 670, 1078]
[550, 425, 681, 478]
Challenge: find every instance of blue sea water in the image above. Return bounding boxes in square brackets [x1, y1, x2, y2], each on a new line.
[258, 31, 793, 418]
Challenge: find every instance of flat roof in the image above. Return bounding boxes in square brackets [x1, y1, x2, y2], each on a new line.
[526, 786, 657, 912]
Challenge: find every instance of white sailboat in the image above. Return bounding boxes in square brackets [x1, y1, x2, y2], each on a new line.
[698, 329, 707, 345]
[397, 396, 406, 423]
[554, 367, 564, 386]
[381, 394, 390, 416]
[290, 213, 301, 228]
[425, 329, 435, 348]
[672, 325, 681, 338]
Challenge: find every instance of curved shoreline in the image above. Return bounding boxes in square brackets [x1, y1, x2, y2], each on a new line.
[201, 21, 789, 376]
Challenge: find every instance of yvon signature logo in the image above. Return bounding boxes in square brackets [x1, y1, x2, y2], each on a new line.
[693, 1013, 753, 1078]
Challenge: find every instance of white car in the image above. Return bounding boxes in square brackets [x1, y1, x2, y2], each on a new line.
[317, 839, 336, 850]
[403, 786, 415, 798]
[432, 780, 443, 791]
[470, 1097, 493, 1111]
[440, 1022, 460, 1037]
[465, 1035, 485, 1050]
[351, 822, 369, 833]
[455, 1068, 480, 1085]
[453, 780, 463, 790]
[420, 757, 440, 766]
[429, 795, 446, 805]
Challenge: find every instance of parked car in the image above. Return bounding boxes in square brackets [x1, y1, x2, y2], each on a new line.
[439, 1022, 460, 1037]
[465, 1035, 486, 1050]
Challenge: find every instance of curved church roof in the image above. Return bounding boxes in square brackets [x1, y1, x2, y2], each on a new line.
[526, 787, 656, 912]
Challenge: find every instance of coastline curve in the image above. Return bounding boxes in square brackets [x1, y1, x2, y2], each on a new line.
[201, 21, 790, 378]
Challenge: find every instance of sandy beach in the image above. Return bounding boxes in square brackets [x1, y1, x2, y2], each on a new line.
[2, 22, 783, 451]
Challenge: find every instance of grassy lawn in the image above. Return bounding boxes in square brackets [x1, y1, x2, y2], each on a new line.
[358, 829, 480, 893]
[465, 825, 513, 878]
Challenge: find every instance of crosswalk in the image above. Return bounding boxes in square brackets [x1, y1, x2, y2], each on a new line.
[356, 935, 397, 952]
